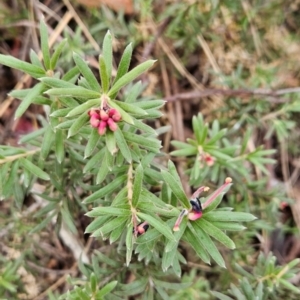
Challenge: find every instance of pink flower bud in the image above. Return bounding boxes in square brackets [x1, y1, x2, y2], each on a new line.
[112, 111, 122, 122]
[88, 109, 100, 117]
[188, 211, 203, 221]
[107, 118, 118, 132]
[108, 108, 117, 117]
[99, 109, 109, 121]
[90, 115, 100, 128]
[98, 120, 107, 135]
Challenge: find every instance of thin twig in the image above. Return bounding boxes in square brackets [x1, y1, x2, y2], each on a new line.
[26, 261, 77, 276]
[164, 87, 300, 103]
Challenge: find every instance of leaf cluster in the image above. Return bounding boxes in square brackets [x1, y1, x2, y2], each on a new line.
[212, 252, 300, 300]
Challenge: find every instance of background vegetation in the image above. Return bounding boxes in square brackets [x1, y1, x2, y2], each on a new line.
[0, 0, 300, 299]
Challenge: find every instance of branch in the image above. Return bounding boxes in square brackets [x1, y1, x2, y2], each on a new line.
[164, 87, 300, 103]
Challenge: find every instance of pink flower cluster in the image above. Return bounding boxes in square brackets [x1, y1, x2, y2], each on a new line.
[88, 108, 121, 135]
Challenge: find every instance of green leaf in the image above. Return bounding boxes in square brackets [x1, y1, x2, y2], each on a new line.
[29, 211, 55, 234]
[46, 87, 100, 99]
[204, 211, 257, 223]
[62, 66, 80, 81]
[114, 100, 148, 117]
[230, 284, 247, 300]
[73, 52, 101, 91]
[50, 39, 67, 69]
[59, 97, 79, 108]
[40, 77, 78, 89]
[2, 161, 17, 198]
[162, 246, 177, 272]
[286, 257, 300, 269]
[132, 119, 157, 135]
[49, 107, 72, 118]
[94, 249, 121, 268]
[132, 164, 143, 207]
[116, 279, 147, 297]
[84, 147, 105, 173]
[55, 129, 64, 164]
[155, 286, 169, 299]
[40, 126, 55, 159]
[279, 278, 300, 294]
[61, 203, 77, 234]
[92, 216, 128, 237]
[192, 114, 204, 144]
[240, 278, 255, 299]
[67, 113, 89, 138]
[213, 222, 246, 231]
[99, 55, 109, 93]
[190, 222, 225, 268]
[110, 222, 127, 243]
[96, 159, 109, 185]
[165, 217, 188, 252]
[107, 98, 134, 125]
[67, 98, 100, 117]
[138, 202, 177, 217]
[123, 131, 161, 152]
[85, 216, 112, 233]
[108, 60, 156, 97]
[136, 227, 161, 244]
[126, 224, 133, 266]
[15, 83, 46, 118]
[0, 54, 45, 78]
[170, 147, 197, 157]
[105, 147, 114, 171]
[161, 170, 190, 208]
[135, 99, 166, 110]
[114, 128, 132, 163]
[153, 279, 191, 290]
[84, 174, 127, 203]
[90, 273, 97, 293]
[0, 278, 17, 293]
[142, 108, 163, 119]
[211, 291, 234, 300]
[207, 128, 227, 145]
[199, 124, 208, 144]
[113, 43, 132, 85]
[205, 148, 232, 161]
[30, 49, 43, 68]
[182, 226, 210, 264]
[49, 101, 60, 129]
[20, 158, 50, 180]
[106, 130, 117, 155]
[33, 202, 58, 218]
[102, 30, 113, 82]
[196, 219, 235, 249]
[85, 129, 100, 158]
[136, 212, 175, 241]
[167, 160, 182, 183]
[40, 20, 51, 69]
[97, 281, 118, 297]
[86, 207, 130, 217]
[18, 127, 47, 144]
[55, 119, 74, 130]
[13, 179, 24, 209]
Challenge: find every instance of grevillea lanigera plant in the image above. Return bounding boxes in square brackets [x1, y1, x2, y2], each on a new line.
[0, 21, 257, 298]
